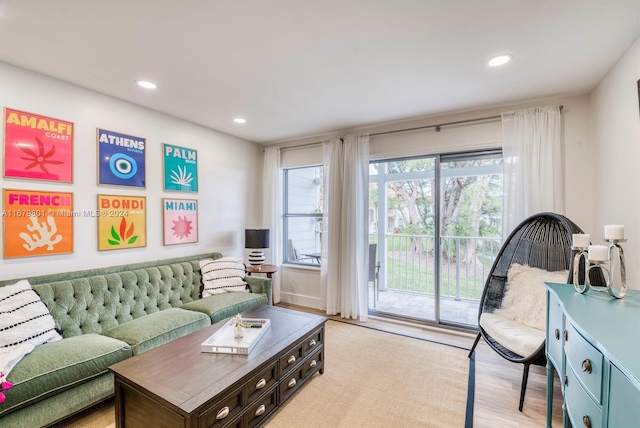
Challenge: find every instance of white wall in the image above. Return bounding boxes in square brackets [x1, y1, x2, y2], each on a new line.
[273, 94, 594, 309]
[591, 35, 640, 288]
[0, 62, 263, 280]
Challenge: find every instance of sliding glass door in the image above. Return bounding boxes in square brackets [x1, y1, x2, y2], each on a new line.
[368, 150, 503, 327]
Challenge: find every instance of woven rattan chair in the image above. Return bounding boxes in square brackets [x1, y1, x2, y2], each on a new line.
[468, 212, 583, 411]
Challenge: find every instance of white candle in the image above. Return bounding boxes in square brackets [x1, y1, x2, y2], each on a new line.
[572, 234, 590, 248]
[588, 245, 609, 262]
[604, 225, 625, 240]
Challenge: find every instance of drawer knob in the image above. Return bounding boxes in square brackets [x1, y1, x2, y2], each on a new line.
[216, 406, 229, 420]
[287, 355, 296, 364]
[310, 359, 317, 368]
[564, 375, 568, 387]
[583, 415, 591, 428]
[288, 378, 297, 388]
[256, 378, 266, 389]
[581, 359, 592, 374]
[255, 404, 266, 416]
[554, 329, 560, 340]
[309, 339, 317, 347]
[564, 330, 568, 341]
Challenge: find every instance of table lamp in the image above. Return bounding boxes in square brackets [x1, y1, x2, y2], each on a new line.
[245, 229, 270, 267]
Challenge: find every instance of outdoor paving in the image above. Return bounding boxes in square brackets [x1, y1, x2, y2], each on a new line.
[369, 286, 479, 327]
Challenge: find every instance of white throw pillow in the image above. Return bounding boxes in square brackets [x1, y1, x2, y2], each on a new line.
[494, 264, 568, 331]
[199, 257, 248, 297]
[0, 280, 62, 350]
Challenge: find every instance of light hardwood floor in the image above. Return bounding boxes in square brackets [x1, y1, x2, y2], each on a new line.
[278, 303, 564, 428]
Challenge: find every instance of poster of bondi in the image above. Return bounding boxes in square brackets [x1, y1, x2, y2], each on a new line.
[3, 108, 73, 182]
[97, 128, 146, 187]
[3, 189, 74, 258]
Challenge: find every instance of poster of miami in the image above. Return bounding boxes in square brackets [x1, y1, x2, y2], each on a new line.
[97, 128, 146, 187]
[163, 198, 198, 245]
[97, 195, 146, 251]
[3, 108, 73, 182]
[163, 143, 198, 192]
[3, 189, 74, 258]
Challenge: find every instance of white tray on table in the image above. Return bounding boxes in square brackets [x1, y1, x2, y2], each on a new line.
[201, 318, 270, 355]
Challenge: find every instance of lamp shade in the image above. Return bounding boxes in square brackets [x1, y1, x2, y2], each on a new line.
[245, 229, 270, 249]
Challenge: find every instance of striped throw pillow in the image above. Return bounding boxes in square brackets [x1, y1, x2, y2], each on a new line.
[199, 257, 248, 297]
[0, 280, 62, 349]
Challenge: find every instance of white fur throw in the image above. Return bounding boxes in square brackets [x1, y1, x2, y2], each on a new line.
[494, 264, 568, 331]
[200, 257, 248, 297]
[0, 280, 62, 350]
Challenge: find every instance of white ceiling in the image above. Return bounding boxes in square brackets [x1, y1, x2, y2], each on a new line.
[1, 0, 639, 144]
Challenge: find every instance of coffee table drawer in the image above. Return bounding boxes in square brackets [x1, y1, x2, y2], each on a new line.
[245, 386, 277, 428]
[280, 343, 304, 378]
[303, 328, 323, 355]
[246, 361, 277, 404]
[279, 365, 305, 404]
[198, 386, 243, 428]
[304, 347, 323, 377]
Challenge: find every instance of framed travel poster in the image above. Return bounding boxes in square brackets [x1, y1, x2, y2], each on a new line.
[163, 198, 198, 245]
[97, 195, 146, 251]
[3, 189, 74, 258]
[97, 128, 146, 187]
[163, 143, 198, 192]
[3, 108, 73, 182]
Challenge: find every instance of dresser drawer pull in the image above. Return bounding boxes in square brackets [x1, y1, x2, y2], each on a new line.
[309, 339, 317, 347]
[554, 329, 560, 340]
[256, 378, 267, 389]
[564, 375, 568, 387]
[564, 330, 568, 341]
[583, 415, 591, 428]
[255, 404, 266, 416]
[287, 355, 296, 364]
[216, 406, 229, 420]
[288, 378, 297, 388]
[310, 359, 317, 368]
[581, 359, 592, 374]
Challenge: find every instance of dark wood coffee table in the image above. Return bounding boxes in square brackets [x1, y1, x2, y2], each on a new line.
[110, 305, 327, 428]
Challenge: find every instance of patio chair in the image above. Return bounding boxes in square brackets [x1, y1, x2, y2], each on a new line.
[286, 239, 315, 263]
[467, 212, 585, 412]
[369, 243, 381, 307]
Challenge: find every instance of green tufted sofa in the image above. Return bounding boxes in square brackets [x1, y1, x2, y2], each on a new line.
[0, 252, 272, 428]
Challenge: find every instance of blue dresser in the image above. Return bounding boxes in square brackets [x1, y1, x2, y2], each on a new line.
[545, 282, 640, 427]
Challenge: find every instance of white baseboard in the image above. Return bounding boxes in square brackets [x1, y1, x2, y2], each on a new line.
[279, 292, 322, 310]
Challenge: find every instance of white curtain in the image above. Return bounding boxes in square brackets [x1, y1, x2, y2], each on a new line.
[262, 147, 282, 303]
[502, 106, 563, 238]
[321, 134, 369, 321]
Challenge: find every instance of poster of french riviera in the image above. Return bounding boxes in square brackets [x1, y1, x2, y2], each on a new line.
[3, 189, 74, 258]
[163, 198, 198, 245]
[3, 108, 73, 182]
[163, 143, 198, 192]
[97, 128, 146, 187]
[97, 195, 146, 251]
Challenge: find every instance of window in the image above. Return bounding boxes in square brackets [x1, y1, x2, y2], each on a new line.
[283, 166, 323, 265]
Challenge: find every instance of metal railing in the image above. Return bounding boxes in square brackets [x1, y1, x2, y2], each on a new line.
[370, 233, 502, 302]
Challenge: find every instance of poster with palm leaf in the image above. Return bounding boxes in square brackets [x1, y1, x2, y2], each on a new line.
[3, 108, 73, 182]
[97, 195, 146, 251]
[162, 143, 198, 192]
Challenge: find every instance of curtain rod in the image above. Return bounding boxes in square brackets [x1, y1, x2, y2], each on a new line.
[275, 106, 563, 152]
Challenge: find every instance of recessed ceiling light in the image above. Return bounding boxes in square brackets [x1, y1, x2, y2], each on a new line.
[488, 54, 512, 67]
[233, 118, 247, 124]
[136, 80, 157, 89]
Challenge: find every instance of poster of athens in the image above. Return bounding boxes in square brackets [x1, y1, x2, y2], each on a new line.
[97, 195, 146, 251]
[3, 108, 73, 182]
[3, 189, 74, 258]
[162, 143, 198, 192]
[163, 198, 198, 245]
[97, 128, 146, 187]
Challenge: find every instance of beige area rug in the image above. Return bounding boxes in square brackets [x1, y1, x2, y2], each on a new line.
[49, 320, 473, 428]
[265, 320, 473, 428]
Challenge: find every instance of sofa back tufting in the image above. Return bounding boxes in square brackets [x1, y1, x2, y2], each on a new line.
[0, 252, 223, 337]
